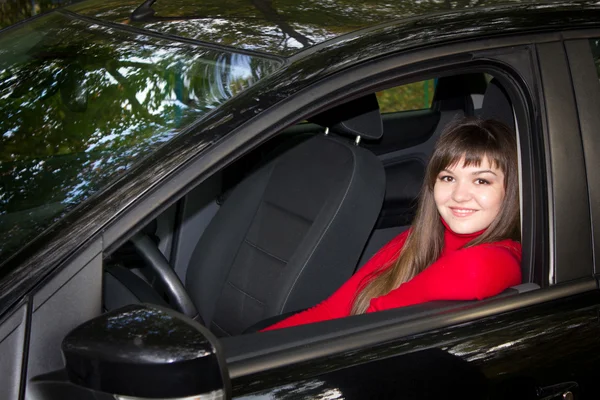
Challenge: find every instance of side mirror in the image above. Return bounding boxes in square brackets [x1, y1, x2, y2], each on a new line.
[60, 304, 230, 399]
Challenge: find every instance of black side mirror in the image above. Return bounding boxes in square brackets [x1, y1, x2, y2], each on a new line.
[60, 304, 231, 399]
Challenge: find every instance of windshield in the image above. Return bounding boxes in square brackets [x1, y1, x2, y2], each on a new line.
[0, 11, 281, 263]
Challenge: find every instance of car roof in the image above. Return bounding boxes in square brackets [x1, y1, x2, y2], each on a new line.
[65, 0, 567, 57]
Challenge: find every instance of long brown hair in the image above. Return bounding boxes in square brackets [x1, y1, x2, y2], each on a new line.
[351, 118, 520, 315]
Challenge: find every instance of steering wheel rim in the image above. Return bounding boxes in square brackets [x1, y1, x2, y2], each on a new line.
[130, 233, 203, 323]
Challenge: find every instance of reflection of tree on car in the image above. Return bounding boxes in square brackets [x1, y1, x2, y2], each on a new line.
[69, 0, 529, 55]
[0, 13, 279, 258]
[0, 0, 79, 28]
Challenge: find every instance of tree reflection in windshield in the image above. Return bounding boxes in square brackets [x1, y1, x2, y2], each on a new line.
[0, 0, 81, 28]
[0, 12, 280, 260]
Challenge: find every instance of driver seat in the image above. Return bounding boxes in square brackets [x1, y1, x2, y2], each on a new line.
[188, 95, 385, 336]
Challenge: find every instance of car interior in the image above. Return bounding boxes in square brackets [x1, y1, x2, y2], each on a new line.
[102, 71, 541, 338]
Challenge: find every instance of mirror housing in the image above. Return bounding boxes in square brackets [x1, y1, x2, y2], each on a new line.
[61, 304, 230, 399]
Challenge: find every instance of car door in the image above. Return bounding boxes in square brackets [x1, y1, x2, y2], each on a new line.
[221, 39, 600, 400]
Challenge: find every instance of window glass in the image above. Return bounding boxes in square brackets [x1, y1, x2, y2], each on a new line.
[0, 12, 281, 262]
[376, 79, 436, 113]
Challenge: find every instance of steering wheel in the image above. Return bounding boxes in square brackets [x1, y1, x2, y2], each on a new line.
[130, 232, 204, 324]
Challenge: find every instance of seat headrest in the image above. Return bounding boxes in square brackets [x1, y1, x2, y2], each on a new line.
[309, 94, 383, 141]
[481, 78, 514, 131]
[433, 74, 487, 114]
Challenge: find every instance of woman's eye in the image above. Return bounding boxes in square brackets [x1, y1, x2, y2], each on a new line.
[439, 176, 454, 182]
[475, 178, 490, 185]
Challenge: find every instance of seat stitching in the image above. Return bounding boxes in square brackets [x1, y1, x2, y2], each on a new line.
[280, 139, 357, 313]
[206, 164, 275, 326]
[228, 281, 266, 305]
[244, 239, 288, 264]
[263, 200, 313, 224]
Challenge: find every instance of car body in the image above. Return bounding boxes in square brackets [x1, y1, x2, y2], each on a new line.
[2, 0, 600, 399]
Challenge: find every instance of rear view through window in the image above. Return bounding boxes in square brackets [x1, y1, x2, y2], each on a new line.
[0, 12, 281, 263]
[376, 79, 436, 113]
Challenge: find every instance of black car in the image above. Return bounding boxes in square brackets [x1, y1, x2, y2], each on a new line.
[2, 0, 600, 399]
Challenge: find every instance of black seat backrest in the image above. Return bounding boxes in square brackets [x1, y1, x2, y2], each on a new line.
[186, 97, 386, 336]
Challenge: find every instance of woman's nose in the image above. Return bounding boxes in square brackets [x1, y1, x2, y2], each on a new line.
[451, 181, 472, 202]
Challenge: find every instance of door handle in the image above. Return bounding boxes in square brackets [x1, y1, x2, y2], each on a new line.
[537, 382, 578, 400]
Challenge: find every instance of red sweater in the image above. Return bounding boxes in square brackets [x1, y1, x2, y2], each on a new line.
[263, 224, 521, 331]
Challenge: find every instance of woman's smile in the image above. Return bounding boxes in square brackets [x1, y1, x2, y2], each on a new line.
[449, 207, 478, 217]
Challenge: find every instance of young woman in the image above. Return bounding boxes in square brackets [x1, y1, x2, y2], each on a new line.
[263, 118, 522, 331]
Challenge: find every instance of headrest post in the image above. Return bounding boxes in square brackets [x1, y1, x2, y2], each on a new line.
[354, 136, 361, 146]
[307, 94, 383, 141]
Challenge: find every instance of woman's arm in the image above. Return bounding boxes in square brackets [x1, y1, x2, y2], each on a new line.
[261, 230, 410, 331]
[367, 241, 522, 312]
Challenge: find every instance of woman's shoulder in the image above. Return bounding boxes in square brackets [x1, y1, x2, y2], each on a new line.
[478, 238, 522, 257]
[455, 238, 522, 266]
[382, 229, 412, 256]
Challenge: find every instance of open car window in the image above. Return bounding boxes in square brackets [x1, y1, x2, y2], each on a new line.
[376, 78, 436, 114]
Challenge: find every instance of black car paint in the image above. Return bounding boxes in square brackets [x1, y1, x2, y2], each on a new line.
[2, 1, 600, 399]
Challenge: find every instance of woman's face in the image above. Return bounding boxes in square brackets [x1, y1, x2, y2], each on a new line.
[433, 156, 506, 234]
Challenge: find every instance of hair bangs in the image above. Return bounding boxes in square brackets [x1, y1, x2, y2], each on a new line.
[427, 122, 510, 188]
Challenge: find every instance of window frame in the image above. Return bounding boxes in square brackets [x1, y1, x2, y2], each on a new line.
[216, 40, 588, 382]
[220, 59, 543, 378]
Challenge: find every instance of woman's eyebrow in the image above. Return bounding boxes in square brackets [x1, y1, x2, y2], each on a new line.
[472, 170, 497, 176]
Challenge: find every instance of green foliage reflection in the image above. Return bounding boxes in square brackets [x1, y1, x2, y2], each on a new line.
[0, 12, 279, 259]
[0, 0, 80, 29]
[377, 80, 436, 113]
[69, 0, 529, 56]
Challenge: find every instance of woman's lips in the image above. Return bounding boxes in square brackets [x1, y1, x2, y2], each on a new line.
[449, 207, 478, 217]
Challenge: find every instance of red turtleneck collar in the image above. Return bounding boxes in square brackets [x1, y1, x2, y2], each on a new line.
[441, 218, 485, 255]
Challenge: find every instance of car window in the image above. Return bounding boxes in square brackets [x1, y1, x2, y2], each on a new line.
[0, 12, 281, 263]
[376, 79, 436, 113]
